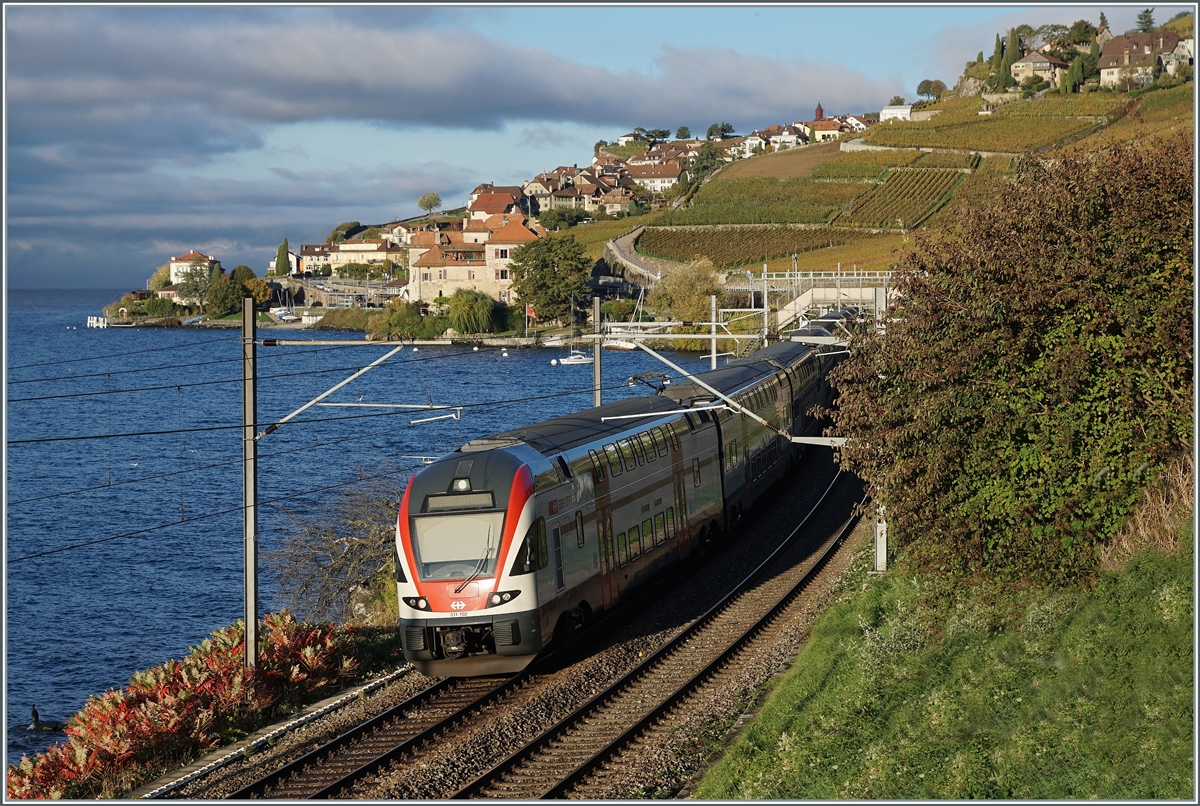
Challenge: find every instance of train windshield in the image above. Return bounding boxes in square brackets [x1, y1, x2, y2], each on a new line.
[409, 512, 504, 581]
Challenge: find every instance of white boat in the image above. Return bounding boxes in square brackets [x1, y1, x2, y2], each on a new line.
[542, 335, 568, 347]
[556, 349, 594, 365]
[603, 339, 637, 351]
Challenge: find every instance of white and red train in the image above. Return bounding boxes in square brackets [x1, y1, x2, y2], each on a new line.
[393, 311, 856, 676]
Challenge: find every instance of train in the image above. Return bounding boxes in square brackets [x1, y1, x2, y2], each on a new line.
[392, 309, 859, 676]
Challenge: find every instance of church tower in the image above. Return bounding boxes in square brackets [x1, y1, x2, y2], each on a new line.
[815, 99, 824, 120]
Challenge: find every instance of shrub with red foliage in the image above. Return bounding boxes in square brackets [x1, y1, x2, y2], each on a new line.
[7, 612, 376, 800]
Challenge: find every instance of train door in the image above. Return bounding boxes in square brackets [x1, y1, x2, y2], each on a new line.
[597, 505, 618, 609]
[551, 523, 566, 592]
[673, 471, 691, 559]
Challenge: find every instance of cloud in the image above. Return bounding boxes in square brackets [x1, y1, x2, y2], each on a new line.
[5, 6, 907, 288]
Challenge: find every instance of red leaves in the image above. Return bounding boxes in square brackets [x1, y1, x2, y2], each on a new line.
[7, 612, 374, 799]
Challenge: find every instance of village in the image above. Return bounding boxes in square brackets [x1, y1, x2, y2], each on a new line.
[103, 16, 1193, 327]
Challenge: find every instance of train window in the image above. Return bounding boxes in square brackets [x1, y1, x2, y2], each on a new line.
[618, 439, 637, 472]
[597, 517, 609, 572]
[576, 511, 585, 548]
[617, 532, 628, 566]
[637, 433, 655, 463]
[732, 439, 738, 466]
[514, 517, 548, 575]
[651, 427, 669, 457]
[588, 450, 605, 483]
[682, 413, 696, 431]
[654, 513, 666, 545]
[667, 423, 681, 451]
[666, 507, 676, 538]
[693, 458, 701, 487]
[552, 527, 565, 591]
[604, 444, 623, 477]
[628, 525, 642, 560]
[642, 518, 655, 551]
[697, 409, 711, 424]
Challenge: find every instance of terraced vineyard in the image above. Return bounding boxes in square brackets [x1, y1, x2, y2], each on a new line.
[808, 149, 923, 180]
[860, 94, 1125, 152]
[835, 168, 963, 229]
[636, 225, 884, 269]
[654, 177, 864, 226]
[912, 150, 980, 169]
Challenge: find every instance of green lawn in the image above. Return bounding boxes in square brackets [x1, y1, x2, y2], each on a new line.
[693, 520, 1194, 799]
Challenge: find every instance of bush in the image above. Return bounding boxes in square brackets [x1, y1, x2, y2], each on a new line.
[831, 133, 1193, 586]
[6, 614, 401, 800]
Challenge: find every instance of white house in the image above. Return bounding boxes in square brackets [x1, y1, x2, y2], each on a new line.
[168, 250, 221, 284]
[880, 104, 913, 122]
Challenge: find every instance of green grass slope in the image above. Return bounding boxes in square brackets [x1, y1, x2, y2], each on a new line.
[692, 467, 1194, 800]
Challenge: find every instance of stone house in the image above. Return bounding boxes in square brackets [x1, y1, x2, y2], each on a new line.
[1010, 49, 1070, 86]
[1099, 30, 1181, 87]
[879, 104, 913, 122]
[626, 163, 682, 192]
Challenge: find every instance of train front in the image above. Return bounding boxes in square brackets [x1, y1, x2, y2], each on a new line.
[395, 446, 544, 676]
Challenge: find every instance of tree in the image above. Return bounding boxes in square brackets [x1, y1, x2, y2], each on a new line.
[719, 121, 735, 137]
[990, 33, 1004, 69]
[230, 264, 256, 288]
[177, 260, 215, 312]
[205, 274, 242, 318]
[326, 222, 360, 245]
[829, 133, 1193, 587]
[1037, 23, 1070, 50]
[507, 234, 592, 324]
[266, 464, 409, 622]
[646, 128, 671, 142]
[646, 258, 725, 351]
[1136, 8, 1156, 32]
[917, 79, 946, 99]
[1068, 19, 1096, 44]
[675, 126, 691, 140]
[537, 207, 588, 231]
[148, 263, 172, 291]
[244, 277, 272, 306]
[273, 239, 289, 276]
[705, 123, 721, 140]
[417, 192, 441, 216]
[447, 288, 497, 334]
[889, 95, 906, 105]
[594, 139, 609, 156]
[1099, 11, 1109, 32]
[142, 296, 177, 318]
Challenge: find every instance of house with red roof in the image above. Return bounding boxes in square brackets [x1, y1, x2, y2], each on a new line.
[168, 250, 221, 284]
[408, 217, 540, 305]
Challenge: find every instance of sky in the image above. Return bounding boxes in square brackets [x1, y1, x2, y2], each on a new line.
[4, 3, 1193, 289]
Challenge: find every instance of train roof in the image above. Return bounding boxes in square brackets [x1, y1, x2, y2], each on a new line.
[460, 393, 680, 456]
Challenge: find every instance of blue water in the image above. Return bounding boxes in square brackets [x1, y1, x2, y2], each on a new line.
[4, 289, 714, 767]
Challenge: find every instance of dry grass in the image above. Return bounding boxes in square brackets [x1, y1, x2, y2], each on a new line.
[1101, 452, 1194, 571]
[715, 141, 843, 180]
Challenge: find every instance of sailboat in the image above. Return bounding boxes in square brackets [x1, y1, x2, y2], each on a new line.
[551, 298, 594, 365]
[603, 287, 644, 351]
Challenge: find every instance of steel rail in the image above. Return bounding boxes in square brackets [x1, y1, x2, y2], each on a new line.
[449, 471, 855, 799]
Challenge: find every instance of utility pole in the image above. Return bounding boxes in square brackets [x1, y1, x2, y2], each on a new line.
[593, 296, 602, 407]
[241, 298, 258, 670]
[710, 294, 717, 370]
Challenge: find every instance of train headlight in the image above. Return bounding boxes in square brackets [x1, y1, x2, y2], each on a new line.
[403, 597, 430, 610]
[486, 590, 521, 607]
[452, 477, 471, 492]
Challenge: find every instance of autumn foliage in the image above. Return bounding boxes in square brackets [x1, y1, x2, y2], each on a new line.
[830, 133, 1193, 585]
[7, 612, 397, 799]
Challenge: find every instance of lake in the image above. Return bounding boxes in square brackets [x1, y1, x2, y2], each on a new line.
[4, 289, 716, 766]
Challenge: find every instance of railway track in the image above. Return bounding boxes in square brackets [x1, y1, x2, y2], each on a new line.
[449, 470, 863, 799]
[169, 455, 856, 800]
[225, 675, 520, 799]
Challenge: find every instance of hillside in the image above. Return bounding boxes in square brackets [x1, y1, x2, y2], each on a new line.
[631, 83, 1193, 274]
[692, 459, 1193, 799]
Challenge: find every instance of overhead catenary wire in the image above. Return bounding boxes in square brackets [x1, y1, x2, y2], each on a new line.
[6, 375, 653, 446]
[8, 460, 427, 564]
[4, 374, 657, 505]
[6, 334, 242, 371]
[5, 345, 493, 403]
